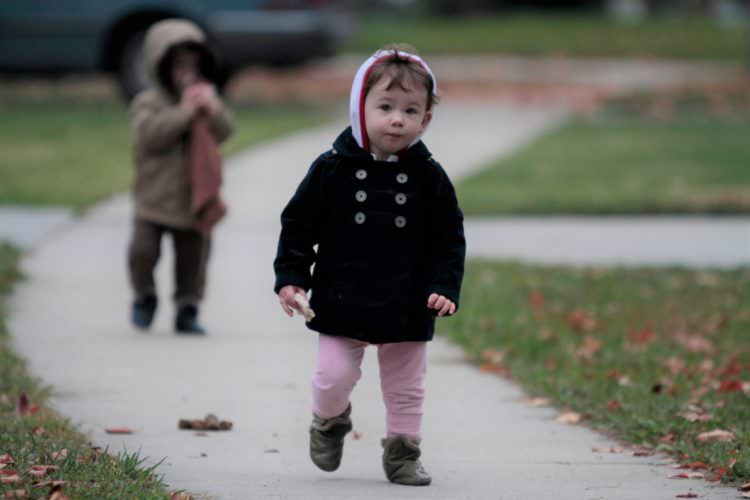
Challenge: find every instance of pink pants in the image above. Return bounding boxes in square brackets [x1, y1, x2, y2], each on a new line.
[312, 334, 427, 440]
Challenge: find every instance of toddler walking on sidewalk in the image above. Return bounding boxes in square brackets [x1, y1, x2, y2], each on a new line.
[274, 44, 465, 485]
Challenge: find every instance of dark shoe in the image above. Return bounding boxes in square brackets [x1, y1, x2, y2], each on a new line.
[131, 295, 157, 330]
[309, 404, 352, 472]
[382, 436, 432, 486]
[175, 305, 206, 334]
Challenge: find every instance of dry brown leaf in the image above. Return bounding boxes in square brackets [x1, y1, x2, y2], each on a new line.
[607, 400, 621, 411]
[528, 397, 550, 407]
[632, 448, 655, 457]
[179, 414, 232, 431]
[696, 429, 734, 443]
[0, 455, 12, 465]
[105, 427, 135, 435]
[50, 449, 68, 461]
[628, 328, 657, 344]
[576, 335, 603, 360]
[556, 412, 581, 425]
[4, 489, 26, 498]
[264, 449, 279, 454]
[567, 310, 598, 332]
[668, 472, 704, 479]
[675, 493, 698, 498]
[0, 474, 21, 484]
[170, 492, 192, 500]
[592, 446, 624, 453]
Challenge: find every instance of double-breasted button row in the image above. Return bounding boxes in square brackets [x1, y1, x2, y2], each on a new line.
[352, 169, 409, 228]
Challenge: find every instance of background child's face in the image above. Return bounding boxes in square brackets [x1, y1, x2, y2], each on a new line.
[172, 49, 199, 91]
[364, 74, 432, 160]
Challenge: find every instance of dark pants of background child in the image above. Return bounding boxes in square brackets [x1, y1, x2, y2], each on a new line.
[128, 218, 210, 306]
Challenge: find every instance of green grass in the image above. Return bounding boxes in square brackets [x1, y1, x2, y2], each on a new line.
[0, 243, 174, 498]
[441, 260, 750, 483]
[457, 92, 750, 215]
[350, 13, 748, 60]
[0, 100, 328, 209]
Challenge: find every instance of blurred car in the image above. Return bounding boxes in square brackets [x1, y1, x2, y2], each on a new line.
[0, 0, 354, 99]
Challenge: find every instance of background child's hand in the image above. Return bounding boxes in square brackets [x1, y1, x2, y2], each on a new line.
[279, 285, 307, 317]
[183, 82, 220, 116]
[427, 293, 456, 317]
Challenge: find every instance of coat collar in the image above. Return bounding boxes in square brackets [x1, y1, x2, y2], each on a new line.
[333, 127, 432, 162]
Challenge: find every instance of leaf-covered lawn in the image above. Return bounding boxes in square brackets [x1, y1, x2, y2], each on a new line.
[441, 260, 750, 483]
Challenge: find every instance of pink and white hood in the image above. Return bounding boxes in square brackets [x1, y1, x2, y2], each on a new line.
[348, 49, 438, 152]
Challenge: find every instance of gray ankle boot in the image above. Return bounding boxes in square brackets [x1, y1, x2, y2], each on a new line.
[309, 404, 352, 472]
[381, 436, 432, 486]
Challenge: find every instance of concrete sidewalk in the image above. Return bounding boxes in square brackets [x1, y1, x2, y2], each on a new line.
[7, 104, 739, 499]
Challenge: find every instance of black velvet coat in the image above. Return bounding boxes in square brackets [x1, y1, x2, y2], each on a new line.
[273, 127, 465, 343]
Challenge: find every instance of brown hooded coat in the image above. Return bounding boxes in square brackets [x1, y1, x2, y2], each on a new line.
[129, 19, 233, 229]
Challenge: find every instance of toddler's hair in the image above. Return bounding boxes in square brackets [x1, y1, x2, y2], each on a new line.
[363, 43, 439, 110]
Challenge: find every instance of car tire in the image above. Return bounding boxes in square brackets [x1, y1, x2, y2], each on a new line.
[117, 28, 150, 101]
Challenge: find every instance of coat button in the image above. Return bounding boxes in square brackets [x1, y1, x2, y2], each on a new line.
[355, 190, 367, 202]
[354, 212, 366, 224]
[394, 216, 406, 228]
[356, 169, 368, 180]
[396, 173, 408, 184]
[395, 193, 407, 205]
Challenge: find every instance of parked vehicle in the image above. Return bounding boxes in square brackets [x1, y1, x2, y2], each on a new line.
[0, 1, 354, 99]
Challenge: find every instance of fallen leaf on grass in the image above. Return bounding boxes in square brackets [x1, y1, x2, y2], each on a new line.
[0, 473, 21, 484]
[675, 492, 698, 498]
[528, 397, 550, 407]
[556, 412, 581, 424]
[105, 427, 135, 434]
[576, 335, 603, 360]
[607, 400, 620, 411]
[178, 414, 232, 431]
[170, 492, 192, 500]
[628, 328, 657, 344]
[717, 380, 744, 393]
[50, 449, 68, 461]
[31, 480, 66, 488]
[0, 454, 13, 464]
[14, 393, 39, 417]
[668, 472, 705, 479]
[710, 466, 728, 482]
[567, 310, 598, 332]
[49, 485, 72, 500]
[696, 429, 734, 443]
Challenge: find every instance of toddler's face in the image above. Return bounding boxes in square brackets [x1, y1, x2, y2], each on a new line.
[172, 49, 200, 91]
[363, 75, 432, 161]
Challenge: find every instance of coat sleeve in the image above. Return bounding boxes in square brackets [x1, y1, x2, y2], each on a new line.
[273, 157, 327, 294]
[207, 101, 234, 144]
[426, 166, 466, 313]
[130, 92, 192, 154]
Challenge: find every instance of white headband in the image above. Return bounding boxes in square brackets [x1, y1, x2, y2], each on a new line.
[349, 49, 438, 151]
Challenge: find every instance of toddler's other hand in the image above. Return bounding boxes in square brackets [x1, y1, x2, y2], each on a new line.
[279, 285, 307, 317]
[427, 293, 455, 317]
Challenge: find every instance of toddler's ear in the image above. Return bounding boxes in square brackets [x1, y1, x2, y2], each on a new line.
[420, 110, 433, 131]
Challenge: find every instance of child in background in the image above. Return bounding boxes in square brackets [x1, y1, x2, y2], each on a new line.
[128, 19, 233, 334]
[274, 44, 465, 486]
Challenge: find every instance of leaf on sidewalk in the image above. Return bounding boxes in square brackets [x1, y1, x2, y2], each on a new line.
[528, 397, 550, 407]
[556, 412, 581, 425]
[178, 414, 232, 431]
[675, 492, 698, 498]
[591, 446, 624, 453]
[170, 491, 192, 500]
[696, 429, 734, 443]
[668, 472, 704, 479]
[105, 427, 135, 435]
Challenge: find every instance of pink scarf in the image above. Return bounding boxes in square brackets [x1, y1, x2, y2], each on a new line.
[190, 115, 227, 236]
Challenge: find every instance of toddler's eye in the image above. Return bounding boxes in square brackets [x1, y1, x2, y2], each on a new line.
[379, 104, 391, 112]
[406, 107, 419, 115]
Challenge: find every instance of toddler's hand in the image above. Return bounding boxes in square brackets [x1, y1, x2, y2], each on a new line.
[279, 285, 307, 317]
[427, 293, 455, 317]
